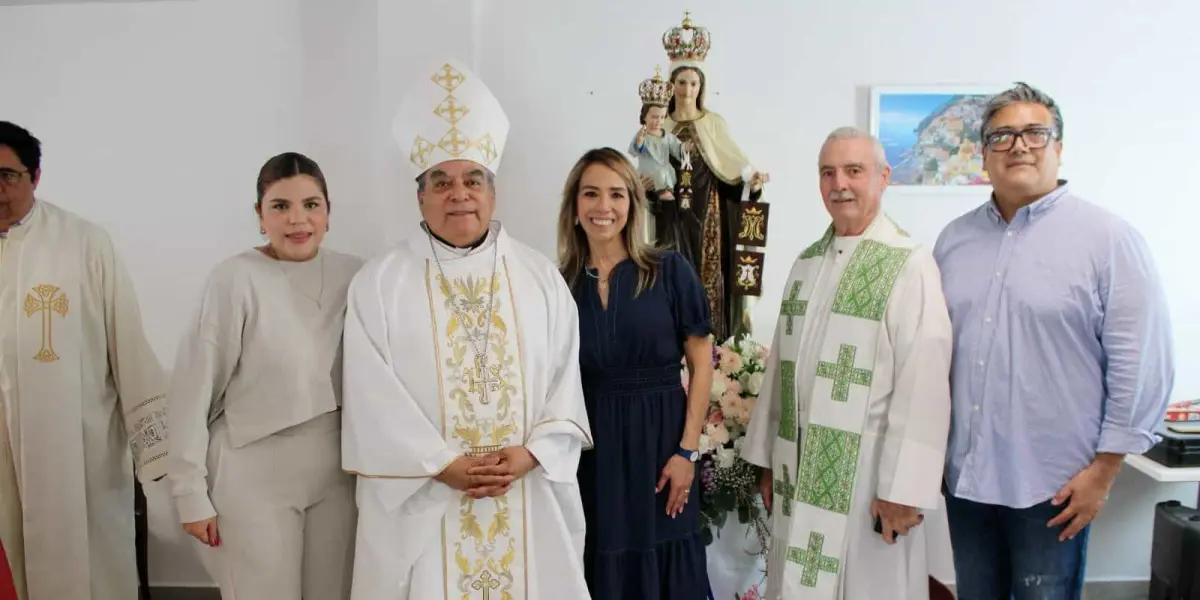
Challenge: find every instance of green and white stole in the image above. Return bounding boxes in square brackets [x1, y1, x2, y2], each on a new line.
[768, 215, 916, 599]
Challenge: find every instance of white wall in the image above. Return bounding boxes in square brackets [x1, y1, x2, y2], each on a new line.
[2, 0, 1198, 588]
[444, 0, 1200, 584]
[0, 0, 312, 587]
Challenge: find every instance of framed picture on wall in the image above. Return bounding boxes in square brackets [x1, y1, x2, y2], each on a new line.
[868, 85, 1003, 192]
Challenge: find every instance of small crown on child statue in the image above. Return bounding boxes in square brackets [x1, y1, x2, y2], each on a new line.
[661, 11, 711, 65]
[638, 65, 672, 106]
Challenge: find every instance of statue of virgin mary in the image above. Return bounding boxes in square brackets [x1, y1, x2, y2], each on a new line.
[649, 12, 768, 341]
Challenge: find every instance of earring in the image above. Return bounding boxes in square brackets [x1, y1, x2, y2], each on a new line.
[260, 228, 266, 235]
[574, 217, 580, 226]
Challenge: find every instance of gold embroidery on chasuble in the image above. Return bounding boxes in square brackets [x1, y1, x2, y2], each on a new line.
[24, 283, 69, 362]
[426, 258, 528, 599]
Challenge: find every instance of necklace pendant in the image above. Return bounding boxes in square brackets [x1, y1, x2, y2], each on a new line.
[463, 351, 502, 406]
[428, 231, 504, 410]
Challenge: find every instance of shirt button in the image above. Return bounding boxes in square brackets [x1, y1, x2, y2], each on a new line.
[1007, 231, 1014, 237]
[973, 405, 980, 411]
[995, 272, 1001, 277]
[977, 360, 984, 367]
[984, 316, 992, 323]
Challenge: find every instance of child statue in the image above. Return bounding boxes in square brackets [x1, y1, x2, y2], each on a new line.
[629, 65, 693, 203]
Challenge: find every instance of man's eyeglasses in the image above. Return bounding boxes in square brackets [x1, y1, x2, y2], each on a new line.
[983, 126, 1058, 153]
[0, 168, 28, 186]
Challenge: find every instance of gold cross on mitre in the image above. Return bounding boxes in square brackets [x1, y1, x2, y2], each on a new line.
[391, 59, 511, 181]
[431, 63, 464, 92]
[434, 95, 469, 124]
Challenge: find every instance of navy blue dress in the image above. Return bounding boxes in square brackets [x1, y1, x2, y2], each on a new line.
[574, 251, 712, 600]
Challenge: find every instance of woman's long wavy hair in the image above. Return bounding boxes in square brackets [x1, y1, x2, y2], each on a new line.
[556, 147, 662, 296]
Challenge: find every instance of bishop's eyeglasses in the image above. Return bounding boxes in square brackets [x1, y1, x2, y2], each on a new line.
[983, 126, 1059, 153]
[0, 168, 29, 186]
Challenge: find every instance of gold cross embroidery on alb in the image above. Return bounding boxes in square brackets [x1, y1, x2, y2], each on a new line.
[23, 284, 69, 363]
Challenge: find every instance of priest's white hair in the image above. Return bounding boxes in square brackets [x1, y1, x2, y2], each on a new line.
[823, 126, 888, 171]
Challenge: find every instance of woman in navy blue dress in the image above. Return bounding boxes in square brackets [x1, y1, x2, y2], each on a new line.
[556, 147, 714, 599]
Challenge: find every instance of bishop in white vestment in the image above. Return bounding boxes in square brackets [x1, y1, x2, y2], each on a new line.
[341, 59, 594, 599]
[0, 122, 169, 600]
[742, 127, 953, 600]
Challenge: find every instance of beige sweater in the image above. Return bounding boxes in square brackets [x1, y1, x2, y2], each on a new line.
[166, 247, 364, 523]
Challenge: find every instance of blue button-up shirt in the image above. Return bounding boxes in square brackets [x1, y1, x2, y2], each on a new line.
[934, 181, 1174, 508]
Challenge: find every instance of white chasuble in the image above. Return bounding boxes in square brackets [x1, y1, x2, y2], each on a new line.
[742, 215, 952, 600]
[341, 222, 593, 600]
[0, 200, 169, 600]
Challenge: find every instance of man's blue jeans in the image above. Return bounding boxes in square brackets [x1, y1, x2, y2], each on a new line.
[944, 493, 1089, 600]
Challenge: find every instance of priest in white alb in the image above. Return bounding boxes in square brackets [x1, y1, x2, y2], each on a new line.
[742, 126, 953, 600]
[0, 121, 169, 600]
[340, 59, 594, 599]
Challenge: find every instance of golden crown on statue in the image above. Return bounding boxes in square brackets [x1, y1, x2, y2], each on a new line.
[638, 65, 672, 106]
[662, 11, 711, 66]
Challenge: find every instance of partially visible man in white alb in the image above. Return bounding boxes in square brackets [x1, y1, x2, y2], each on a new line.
[0, 120, 169, 600]
[742, 126, 953, 600]
[339, 59, 594, 599]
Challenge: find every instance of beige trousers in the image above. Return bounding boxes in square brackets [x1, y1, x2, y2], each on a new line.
[196, 410, 356, 600]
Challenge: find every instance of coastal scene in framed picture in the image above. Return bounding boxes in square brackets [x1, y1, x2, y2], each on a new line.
[869, 85, 1001, 191]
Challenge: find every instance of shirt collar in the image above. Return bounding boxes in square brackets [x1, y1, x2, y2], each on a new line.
[422, 220, 501, 258]
[0, 198, 38, 239]
[986, 179, 1068, 224]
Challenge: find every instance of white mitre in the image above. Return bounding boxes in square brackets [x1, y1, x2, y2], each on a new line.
[391, 59, 510, 181]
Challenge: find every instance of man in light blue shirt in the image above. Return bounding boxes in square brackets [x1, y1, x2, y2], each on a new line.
[934, 82, 1174, 599]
